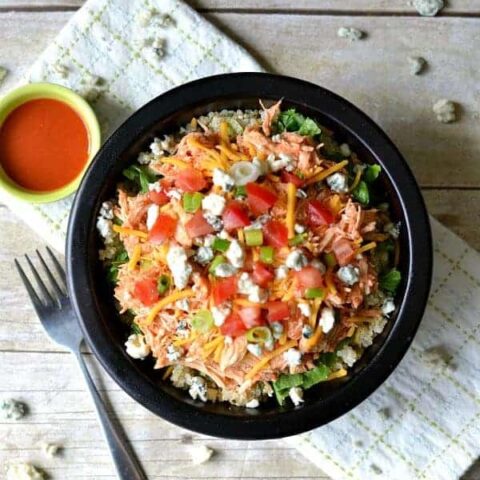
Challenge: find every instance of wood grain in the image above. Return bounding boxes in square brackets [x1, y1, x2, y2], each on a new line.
[1, 0, 480, 14]
[0, 3, 479, 480]
[1, 12, 480, 187]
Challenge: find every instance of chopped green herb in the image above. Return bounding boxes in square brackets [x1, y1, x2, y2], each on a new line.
[191, 310, 214, 333]
[353, 180, 370, 205]
[182, 192, 203, 213]
[157, 275, 171, 294]
[209, 255, 227, 274]
[302, 363, 330, 389]
[323, 252, 337, 268]
[234, 186, 247, 197]
[122, 165, 157, 193]
[212, 237, 231, 253]
[305, 287, 325, 300]
[246, 326, 273, 344]
[245, 229, 263, 247]
[276, 108, 321, 137]
[107, 250, 128, 283]
[273, 360, 332, 405]
[259, 246, 275, 264]
[289, 233, 307, 246]
[364, 164, 381, 183]
[131, 322, 142, 335]
[380, 268, 402, 294]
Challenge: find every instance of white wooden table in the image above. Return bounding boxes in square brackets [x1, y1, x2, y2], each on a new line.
[1, 1, 479, 479]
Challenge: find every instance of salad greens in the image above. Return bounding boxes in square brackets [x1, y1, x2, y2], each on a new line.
[107, 249, 128, 283]
[380, 268, 402, 294]
[276, 108, 321, 137]
[122, 165, 158, 193]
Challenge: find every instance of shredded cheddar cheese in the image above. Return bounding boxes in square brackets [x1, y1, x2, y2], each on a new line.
[349, 166, 363, 192]
[305, 160, 349, 186]
[173, 332, 199, 347]
[303, 324, 324, 351]
[162, 365, 174, 380]
[356, 241, 377, 255]
[161, 157, 189, 169]
[237, 228, 245, 244]
[328, 368, 348, 380]
[286, 182, 297, 239]
[112, 225, 148, 239]
[202, 336, 224, 359]
[309, 297, 323, 328]
[213, 340, 224, 363]
[219, 121, 230, 145]
[127, 245, 142, 271]
[146, 289, 195, 324]
[245, 340, 297, 380]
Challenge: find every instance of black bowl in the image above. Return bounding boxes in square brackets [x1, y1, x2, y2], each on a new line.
[67, 73, 432, 440]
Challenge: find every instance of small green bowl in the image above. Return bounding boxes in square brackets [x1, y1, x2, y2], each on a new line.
[0, 82, 101, 203]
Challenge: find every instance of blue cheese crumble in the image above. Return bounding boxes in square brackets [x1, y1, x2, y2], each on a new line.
[285, 250, 309, 271]
[326, 172, 349, 193]
[1, 399, 26, 420]
[125, 334, 151, 359]
[289, 387, 304, 406]
[337, 265, 360, 285]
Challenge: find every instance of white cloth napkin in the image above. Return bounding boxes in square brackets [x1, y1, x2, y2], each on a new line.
[287, 216, 480, 480]
[0, 0, 263, 252]
[2, 1, 479, 478]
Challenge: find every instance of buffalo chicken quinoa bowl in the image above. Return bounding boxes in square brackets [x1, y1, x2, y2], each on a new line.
[96, 100, 405, 409]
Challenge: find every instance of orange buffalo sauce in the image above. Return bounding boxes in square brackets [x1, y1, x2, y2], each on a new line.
[0, 98, 89, 192]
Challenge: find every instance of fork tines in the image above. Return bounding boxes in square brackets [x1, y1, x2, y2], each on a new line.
[15, 247, 67, 309]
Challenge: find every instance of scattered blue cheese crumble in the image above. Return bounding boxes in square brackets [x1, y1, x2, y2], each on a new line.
[189, 376, 208, 401]
[245, 398, 260, 408]
[326, 172, 349, 193]
[302, 325, 314, 339]
[284, 348, 302, 368]
[337, 265, 360, 285]
[125, 334, 151, 359]
[212, 304, 231, 326]
[237, 272, 267, 303]
[226, 240, 245, 268]
[1, 399, 26, 420]
[270, 321, 284, 339]
[41, 442, 60, 458]
[167, 344, 183, 362]
[247, 343, 263, 357]
[289, 387, 304, 406]
[212, 168, 235, 191]
[6, 464, 45, 480]
[408, 56, 427, 75]
[285, 250, 309, 271]
[433, 99, 457, 123]
[337, 27, 364, 41]
[195, 246, 214, 265]
[167, 245, 192, 289]
[189, 444, 214, 465]
[319, 307, 335, 333]
[411, 0, 444, 16]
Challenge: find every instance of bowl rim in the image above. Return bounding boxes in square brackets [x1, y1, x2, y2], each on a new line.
[67, 72, 433, 440]
[0, 82, 101, 203]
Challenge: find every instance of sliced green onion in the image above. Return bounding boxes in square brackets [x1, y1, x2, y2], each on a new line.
[305, 287, 325, 299]
[157, 275, 171, 294]
[289, 233, 307, 246]
[246, 326, 273, 344]
[245, 229, 263, 247]
[208, 255, 226, 274]
[191, 310, 214, 333]
[212, 237, 231, 253]
[259, 246, 274, 264]
[182, 192, 203, 213]
[234, 186, 247, 197]
[323, 252, 337, 268]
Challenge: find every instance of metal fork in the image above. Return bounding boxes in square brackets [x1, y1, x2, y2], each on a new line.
[15, 247, 147, 480]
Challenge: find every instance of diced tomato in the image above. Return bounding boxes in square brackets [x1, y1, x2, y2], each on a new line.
[212, 276, 237, 306]
[222, 201, 251, 231]
[266, 301, 290, 323]
[185, 210, 214, 238]
[246, 183, 278, 215]
[296, 266, 324, 289]
[238, 306, 264, 328]
[252, 262, 274, 287]
[148, 189, 169, 205]
[305, 200, 335, 226]
[220, 312, 247, 337]
[263, 220, 289, 248]
[281, 171, 304, 187]
[148, 214, 177, 244]
[133, 278, 159, 306]
[331, 238, 355, 266]
[175, 168, 207, 192]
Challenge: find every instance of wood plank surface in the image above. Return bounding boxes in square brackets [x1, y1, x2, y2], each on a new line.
[0, 3, 479, 480]
[2, 0, 480, 14]
[1, 12, 480, 187]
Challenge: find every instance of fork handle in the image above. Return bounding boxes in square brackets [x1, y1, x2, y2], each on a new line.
[74, 350, 148, 480]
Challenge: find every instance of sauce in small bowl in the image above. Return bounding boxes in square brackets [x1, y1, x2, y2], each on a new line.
[0, 83, 101, 203]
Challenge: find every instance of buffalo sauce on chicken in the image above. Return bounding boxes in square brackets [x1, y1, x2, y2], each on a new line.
[0, 98, 89, 191]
